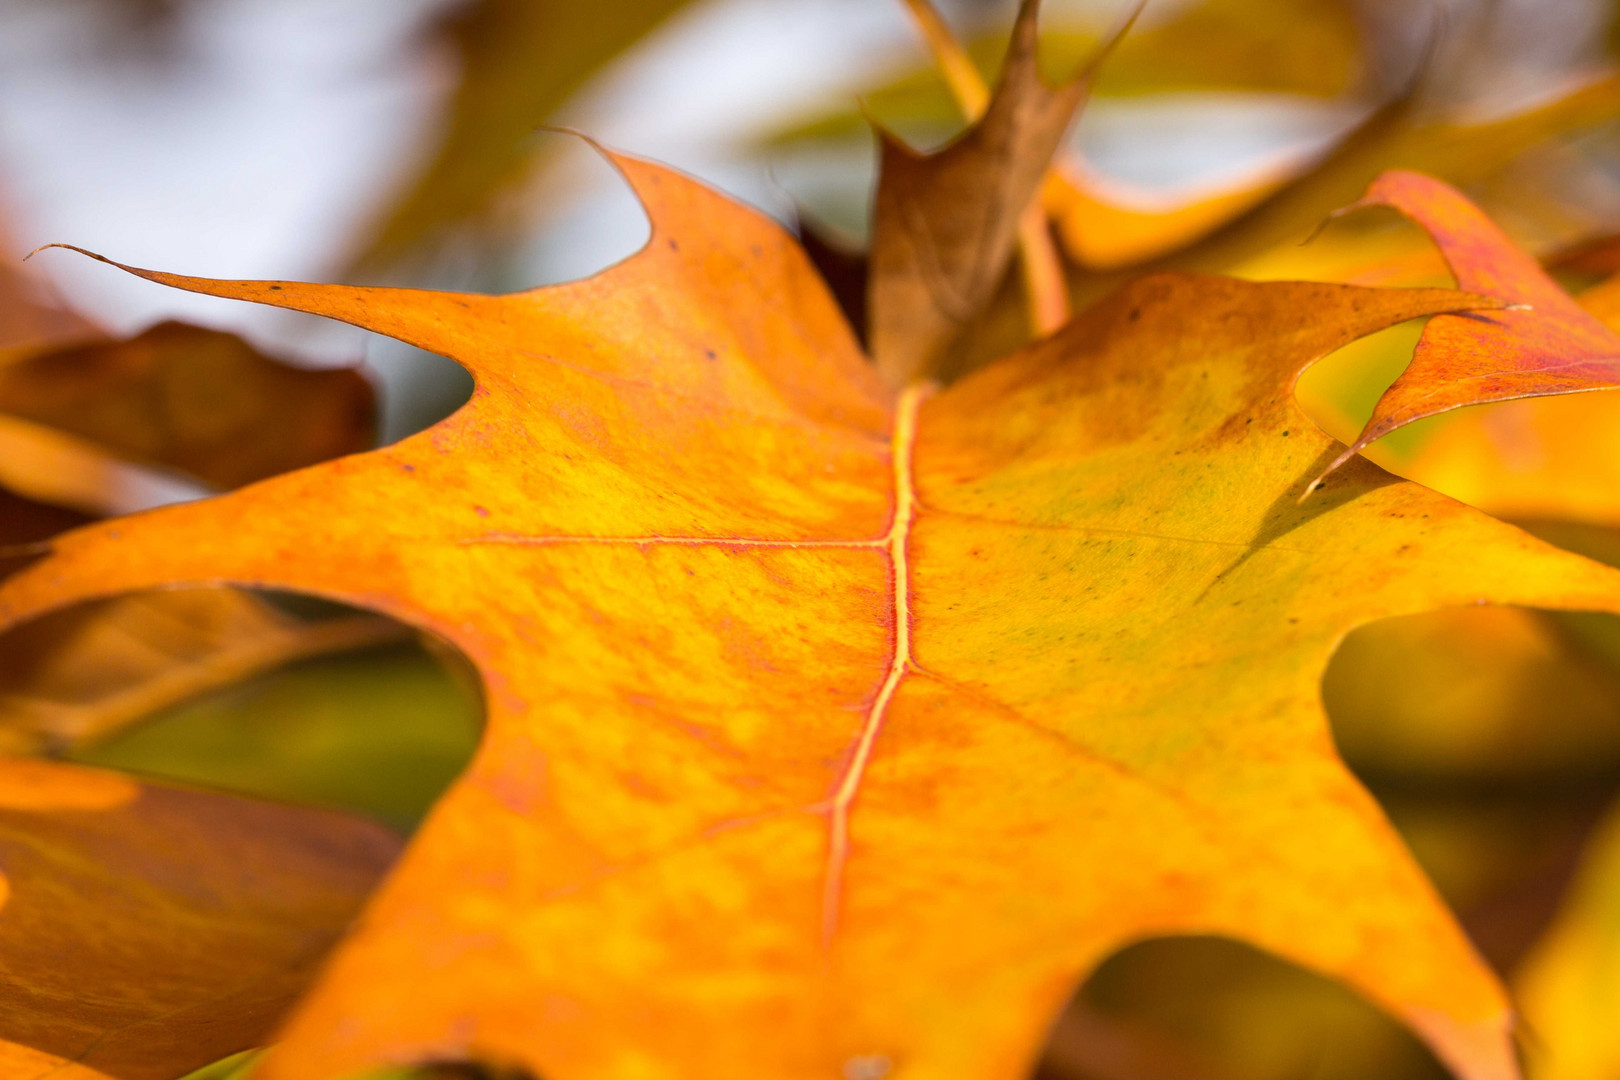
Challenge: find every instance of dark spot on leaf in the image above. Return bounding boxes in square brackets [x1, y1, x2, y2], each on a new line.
[268, 285, 282, 291]
[474, 506, 490, 518]
[402, 464, 416, 473]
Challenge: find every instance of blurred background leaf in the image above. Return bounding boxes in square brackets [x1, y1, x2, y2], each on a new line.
[70, 635, 481, 831]
[349, 0, 694, 272]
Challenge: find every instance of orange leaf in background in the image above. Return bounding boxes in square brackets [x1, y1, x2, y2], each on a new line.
[1383, 269, 1620, 525]
[1308, 170, 1620, 491]
[1581, 271, 1620, 325]
[13, 150, 1620, 1080]
[1043, 156, 1303, 272]
[1325, 604, 1620, 780]
[0, 756, 398, 1079]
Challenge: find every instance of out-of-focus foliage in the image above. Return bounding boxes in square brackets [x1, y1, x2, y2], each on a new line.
[74, 640, 481, 830]
[350, 0, 693, 270]
[1516, 798, 1620, 1080]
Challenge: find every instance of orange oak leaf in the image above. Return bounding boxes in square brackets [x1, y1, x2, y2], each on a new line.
[1386, 269, 1620, 526]
[1307, 170, 1620, 491]
[12, 150, 1620, 1080]
[0, 755, 398, 1079]
[869, 0, 1119, 385]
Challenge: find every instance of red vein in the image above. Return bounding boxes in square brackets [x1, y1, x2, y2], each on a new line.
[462, 533, 884, 548]
[820, 382, 929, 945]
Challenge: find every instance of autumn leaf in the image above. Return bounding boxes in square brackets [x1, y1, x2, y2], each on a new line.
[1041, 0, 1412, 274]
[869, 0, 1118, 384]
[1395, 267, 1620, 525]
[0, 756, 398, 1079]
[787, 1, 1620, 322]
[17, 144, 1620, 1080]
[1309, 171, 1620, 491]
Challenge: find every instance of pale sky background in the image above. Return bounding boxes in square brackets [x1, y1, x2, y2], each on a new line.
[0, 0, 1609, 439]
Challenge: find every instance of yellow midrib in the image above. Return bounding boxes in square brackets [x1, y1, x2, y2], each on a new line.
[819, 382, 928, 944]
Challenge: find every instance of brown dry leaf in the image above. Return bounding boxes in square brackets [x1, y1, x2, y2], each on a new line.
[869, 0, 1118, 385]
[0, 320, 373, 492]
[0, 755, 399, 1079]
[12, 149, 1620, 1079]
[0, 487, 89, 558]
